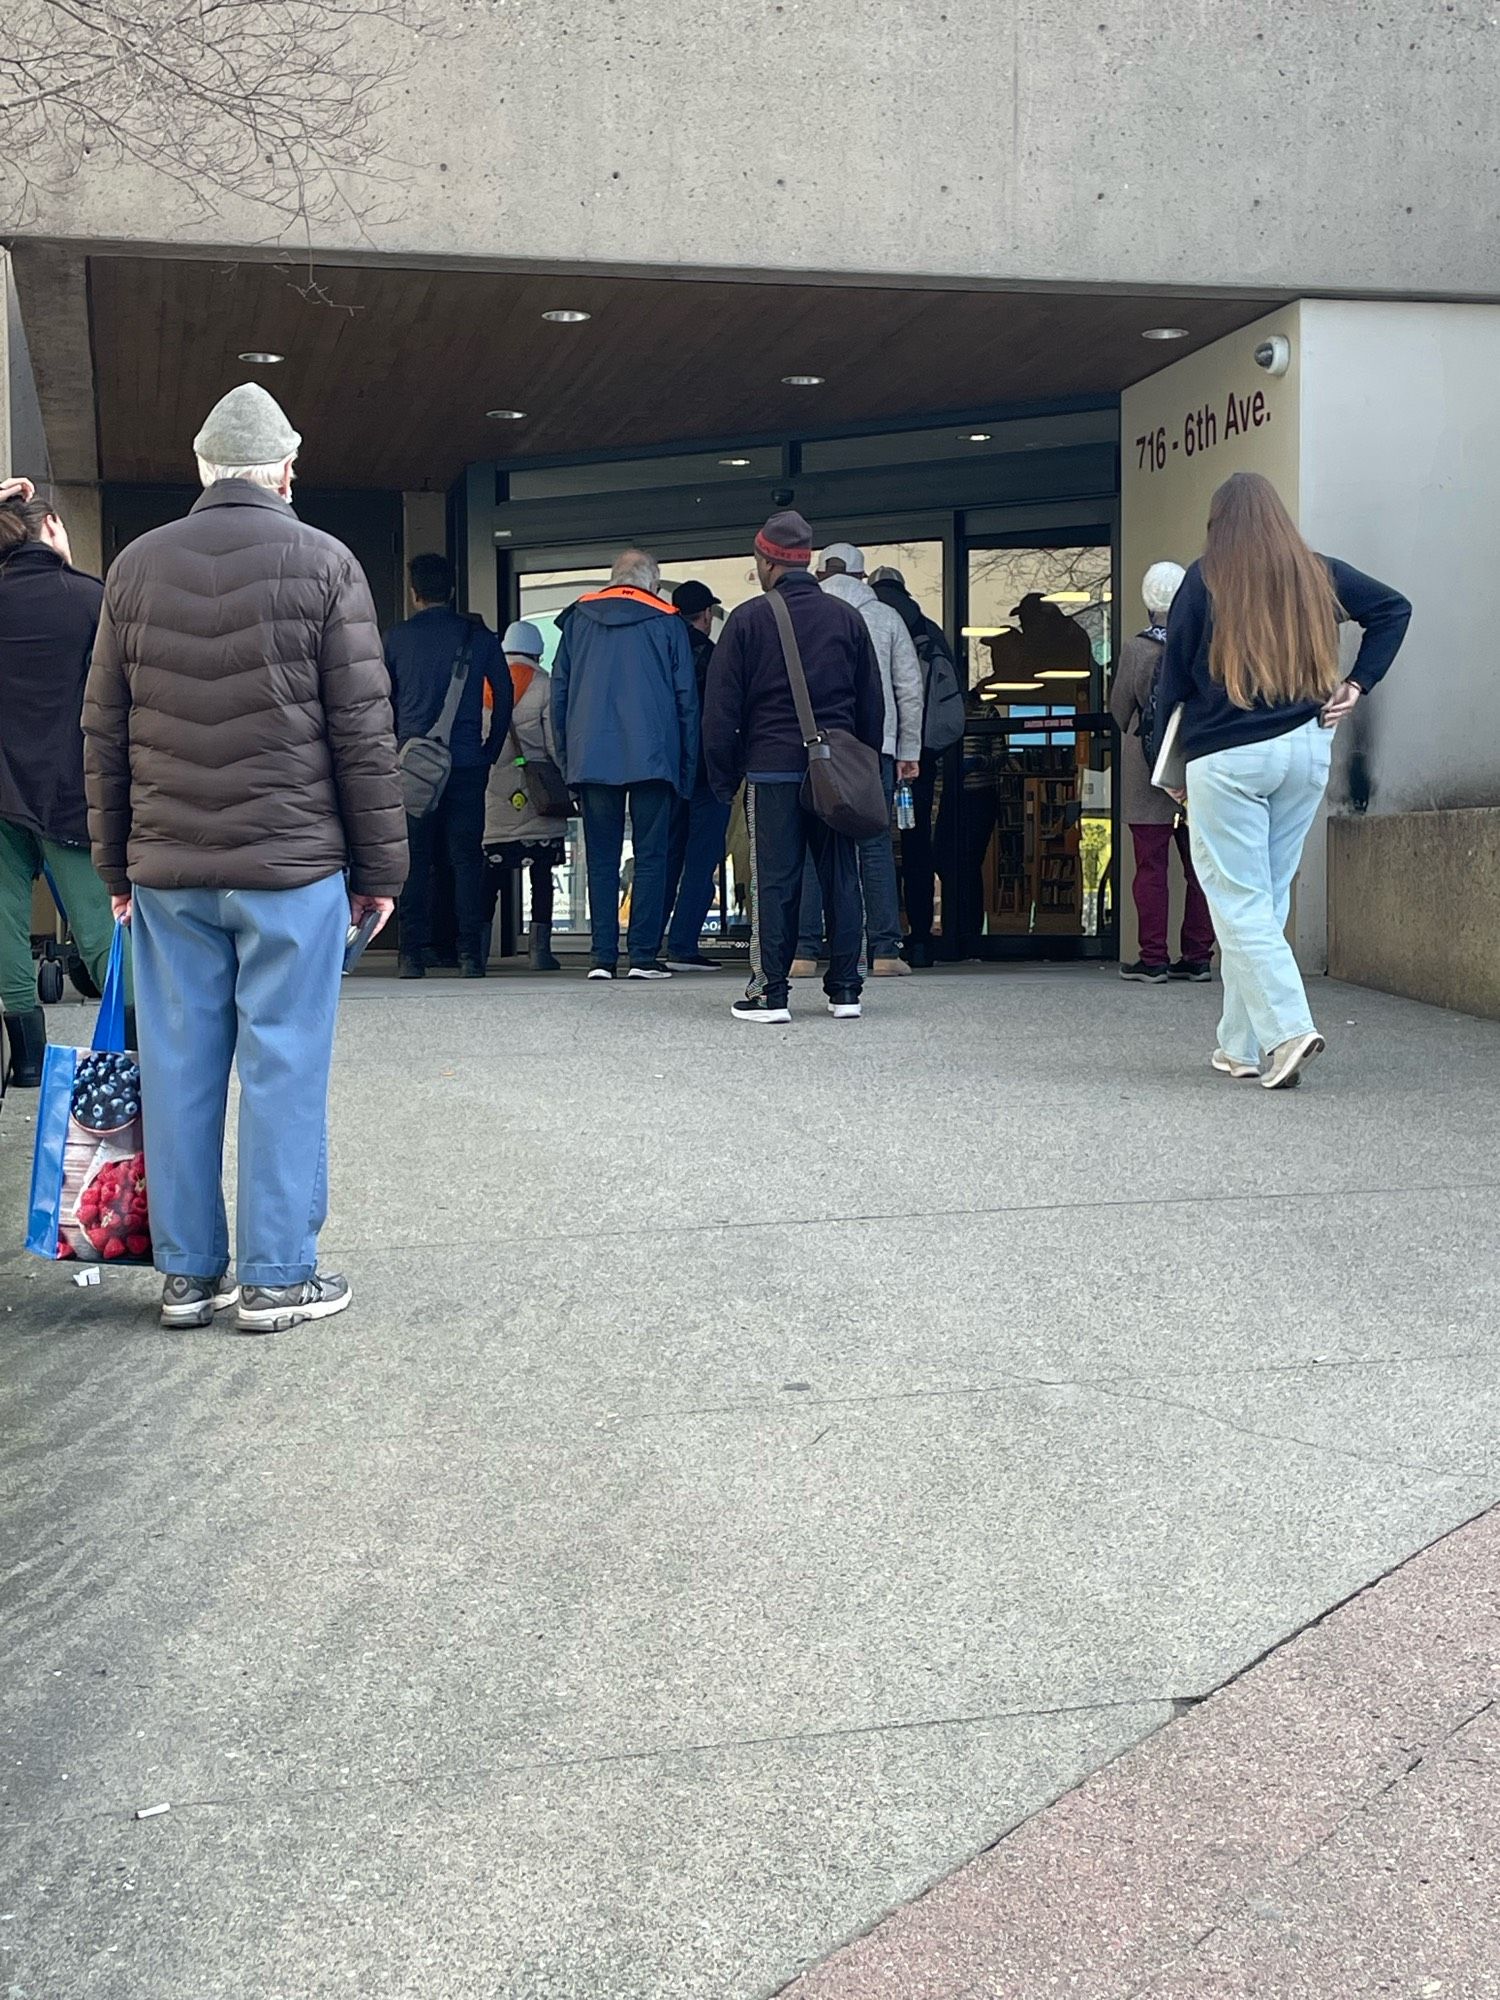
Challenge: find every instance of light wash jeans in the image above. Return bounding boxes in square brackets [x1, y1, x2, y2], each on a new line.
[132, 874, 347, 1286]
[1186, 718, 1333, 1067]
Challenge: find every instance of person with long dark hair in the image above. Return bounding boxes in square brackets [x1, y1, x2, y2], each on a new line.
[1157, 472, 1411, 1089]
[0, 484, 125, 1087]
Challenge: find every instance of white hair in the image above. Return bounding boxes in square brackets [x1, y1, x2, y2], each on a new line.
[1142, 560, 1187, 619]
[196, 456, 290, 491]
[610, 548, 661, 593]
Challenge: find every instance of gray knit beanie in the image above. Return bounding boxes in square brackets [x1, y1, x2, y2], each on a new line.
[193, 383, 301, 466]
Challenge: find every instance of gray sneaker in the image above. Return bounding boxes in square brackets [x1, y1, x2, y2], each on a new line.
[160, 1273, 240, 1329]
[236, 1272, 352, 1335]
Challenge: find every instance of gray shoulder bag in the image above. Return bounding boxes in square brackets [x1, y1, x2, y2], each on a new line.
[766, 589, 889, 840]
[398, 626, 476, 819]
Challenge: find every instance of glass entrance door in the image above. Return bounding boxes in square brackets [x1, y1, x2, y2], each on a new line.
[934, 537, 1116, 958]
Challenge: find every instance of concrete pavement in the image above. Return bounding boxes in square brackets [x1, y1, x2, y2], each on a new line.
[2, 966, 1498, 1997]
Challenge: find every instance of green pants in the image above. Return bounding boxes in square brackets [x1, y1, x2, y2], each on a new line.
[0, 818, 130, 1015]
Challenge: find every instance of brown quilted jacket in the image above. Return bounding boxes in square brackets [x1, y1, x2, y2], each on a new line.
[83, 483, 407, 897]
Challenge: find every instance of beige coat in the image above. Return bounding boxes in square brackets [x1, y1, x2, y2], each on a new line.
[484, 668, 568, 847]
[1108, 633, 1178, 827]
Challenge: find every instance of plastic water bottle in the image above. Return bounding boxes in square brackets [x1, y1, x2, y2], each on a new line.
[895, 781, 916, 830]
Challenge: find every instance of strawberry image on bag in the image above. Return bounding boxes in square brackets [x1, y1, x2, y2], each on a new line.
[25, 925, 154, 1268]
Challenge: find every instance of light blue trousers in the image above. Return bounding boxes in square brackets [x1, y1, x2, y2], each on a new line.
[1186, 719, 1333, 1066]
[132, 874, 347, 1287]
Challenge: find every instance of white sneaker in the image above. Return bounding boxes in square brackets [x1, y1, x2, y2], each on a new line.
[1262, 1033, 1325, 1090]
[626, 962, 673, 980]
[827, 998, 862, 1020]
[1210, 1049, 1259, 1079]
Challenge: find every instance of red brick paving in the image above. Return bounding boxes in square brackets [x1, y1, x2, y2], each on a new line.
[781, 1507, 1500, 2000]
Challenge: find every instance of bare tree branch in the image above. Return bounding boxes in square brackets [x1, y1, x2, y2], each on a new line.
[1, 0, 421, 234]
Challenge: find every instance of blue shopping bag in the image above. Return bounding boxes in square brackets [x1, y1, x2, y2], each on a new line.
[25, 925, 152, 1266]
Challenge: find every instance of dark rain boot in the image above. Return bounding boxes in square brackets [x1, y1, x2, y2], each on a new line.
[530, 923, 562, 972]
[4, 1006, 47, 1088]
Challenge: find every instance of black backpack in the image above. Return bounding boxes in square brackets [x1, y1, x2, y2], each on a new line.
[1137, 631, 1168, 772]
[917, 628, 966, 753]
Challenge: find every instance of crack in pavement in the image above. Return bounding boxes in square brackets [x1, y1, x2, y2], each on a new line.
[337, 1177, 1500, 1256]
[0, 1693, 1179, 1833]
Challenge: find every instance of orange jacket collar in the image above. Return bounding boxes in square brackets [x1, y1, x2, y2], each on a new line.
[578, 585, 678, 612]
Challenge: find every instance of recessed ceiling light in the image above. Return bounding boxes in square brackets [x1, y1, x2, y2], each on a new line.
[541, 309, 591, 324]
[238, 351, 283, 364]
[964, 432, 993, 442]
[1042, 591, 1091, 604]
[781, 374, 824, 386]
[981, 680, 1044, 693]
[486, 409, 527, 420]
[1142, 326, 1190, 341]
[1035, 668, 1093, 681]
[719, 457, 751, 467]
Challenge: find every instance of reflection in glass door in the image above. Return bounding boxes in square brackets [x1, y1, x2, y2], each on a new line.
[931, 538, 1115, 957]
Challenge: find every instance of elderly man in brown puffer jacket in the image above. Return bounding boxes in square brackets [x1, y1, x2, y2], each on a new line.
[82, 383, 407, 1335]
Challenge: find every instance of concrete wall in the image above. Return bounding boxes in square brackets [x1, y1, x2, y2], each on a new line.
[1297, 301, 1500, 816]
[1329, 809, 1500, 1021]
[2, 253, 50, 482]
[14, 3, 1500, 298]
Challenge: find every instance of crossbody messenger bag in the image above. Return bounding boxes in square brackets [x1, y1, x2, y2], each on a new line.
[766, 589, 890, 841]
[398, 625, 477, 819]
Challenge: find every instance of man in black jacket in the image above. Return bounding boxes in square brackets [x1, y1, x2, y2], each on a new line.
[704, 511, 883, 1024]
[661, 579, 729, 971]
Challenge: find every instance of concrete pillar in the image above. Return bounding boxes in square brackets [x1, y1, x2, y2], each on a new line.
[402, 490, 447, 583]
[53, 482, 104, 577]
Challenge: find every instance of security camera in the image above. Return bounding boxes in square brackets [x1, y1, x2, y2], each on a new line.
[1254, 335, 1291, 378]
[771, 485, 795, 507]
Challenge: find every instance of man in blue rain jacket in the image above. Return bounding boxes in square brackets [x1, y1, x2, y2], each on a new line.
[552, 549, 698, 980]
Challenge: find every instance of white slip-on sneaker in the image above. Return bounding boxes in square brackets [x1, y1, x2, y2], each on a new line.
[827, 998, 862, 1020]
[1210, 1049, 1260, 1079]
[1262, 1033, 1325, 1090]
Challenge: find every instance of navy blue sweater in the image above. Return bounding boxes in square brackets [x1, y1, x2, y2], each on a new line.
[384, 606, 511, 768]
[1158, 557, 1411, 764]
[703, 570, 884, 802]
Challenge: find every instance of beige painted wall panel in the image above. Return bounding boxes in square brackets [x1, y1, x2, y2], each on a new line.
[1115, 306, 1303, 963]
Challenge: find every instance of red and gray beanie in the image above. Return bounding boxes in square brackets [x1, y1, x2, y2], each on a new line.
[754, 509, 814, 568]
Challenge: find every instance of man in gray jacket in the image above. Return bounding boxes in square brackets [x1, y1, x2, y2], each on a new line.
[794, 542, 923, 976]
[83, 384, 406, 1334]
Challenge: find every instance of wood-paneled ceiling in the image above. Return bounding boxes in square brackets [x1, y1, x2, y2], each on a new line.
[89, 257, 1286, 490]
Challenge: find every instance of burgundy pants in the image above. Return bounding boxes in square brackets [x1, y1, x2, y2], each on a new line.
[1130, 821, 1216, 966]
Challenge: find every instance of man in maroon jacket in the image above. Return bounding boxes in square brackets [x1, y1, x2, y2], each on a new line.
[703, 510, 884, 1024]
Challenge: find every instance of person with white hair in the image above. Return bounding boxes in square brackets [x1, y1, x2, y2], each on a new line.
[82, 382, 405, 1333]
[550, 547, 699, 979]
[1108, 559, 1216, 983]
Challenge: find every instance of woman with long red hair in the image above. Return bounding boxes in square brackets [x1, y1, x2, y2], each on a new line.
[1156, 472, 1410, 1089]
